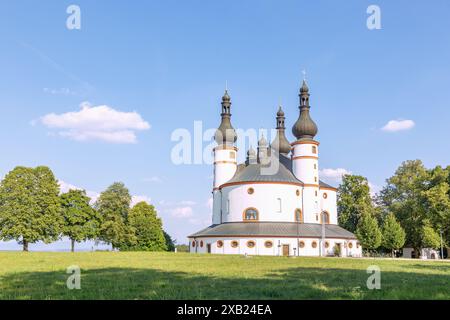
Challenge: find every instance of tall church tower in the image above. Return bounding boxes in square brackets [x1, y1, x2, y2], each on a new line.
[291, 80, 320, 223]
[212, 90, 237, 224]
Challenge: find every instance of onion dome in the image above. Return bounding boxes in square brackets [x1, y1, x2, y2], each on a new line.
[246, 145, 257, 164]
[292, 80, 318, 140]
[214, 90, 237, 145]
[271, 105, 291, 154]
[258, 133, 268, 147]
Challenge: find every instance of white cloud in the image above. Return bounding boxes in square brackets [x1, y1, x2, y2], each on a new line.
[58, 180, 99, 204]
[170, 206, 194, 218]
[381, 119, 415, 132]
[320, 168, 352, 182]
[368, 182, 381, 197]
[59, 180, 150, 207]
[131, 195, 151, 207]
[38, 102, 150, 143]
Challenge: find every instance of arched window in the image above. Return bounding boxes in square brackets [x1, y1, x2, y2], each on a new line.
[192, 241, 196, 247]
[295, 209, 303, 223]
[200, 241, 204, 248]
[320, 211, 330, 224]
[243, 208, 259, 221]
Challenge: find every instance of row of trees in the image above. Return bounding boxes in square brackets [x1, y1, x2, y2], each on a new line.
[338, 160, 449, 257]
[0, 166, 173, 252]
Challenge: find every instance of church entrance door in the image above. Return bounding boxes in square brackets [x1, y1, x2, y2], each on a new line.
[282, 245, 290, 256]
[207, 244, 211, 254]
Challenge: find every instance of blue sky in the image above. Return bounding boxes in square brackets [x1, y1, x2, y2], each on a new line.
[1, 0, 450, 250]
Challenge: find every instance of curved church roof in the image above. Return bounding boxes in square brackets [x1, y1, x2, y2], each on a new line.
[189, 222, 356, 239]
[220, 153, 336, 190]
[224, 154, 302, 186]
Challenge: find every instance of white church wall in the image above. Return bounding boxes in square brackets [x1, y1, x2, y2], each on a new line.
[320, 189, 338, 225]
[219, 183, 303, 223]
[189, 237, 362, 257]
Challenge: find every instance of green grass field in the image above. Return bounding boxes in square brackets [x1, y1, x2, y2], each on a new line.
[0, 252, 449, 300]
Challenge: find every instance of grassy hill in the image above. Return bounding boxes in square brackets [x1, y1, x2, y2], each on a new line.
[0, 252, 448, 299]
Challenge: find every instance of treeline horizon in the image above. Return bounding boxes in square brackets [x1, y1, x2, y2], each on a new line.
[338, 160, 449, 258]
[0, 166, 174, 252]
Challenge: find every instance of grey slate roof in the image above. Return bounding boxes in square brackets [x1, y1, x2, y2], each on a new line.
[222, 153, 337, 190]
[226, 162, 301, 185]
[189, 222, 356, 239]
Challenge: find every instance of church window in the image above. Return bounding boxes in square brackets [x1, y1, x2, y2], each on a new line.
[323, 193, 328, 199]
[217, 240, 223, 248]
[243, 208, 259, 221]
[312, 146, 317, 154]
[226, 199, 230, 214]
[299, 241, 305, 248]
[312, 241, 318, 248]
[277, 198, 282, 212]
[247, 241, 256, 248]
[192, 241, 196, 247]
[231, 240, 239, 248]
[348, 242, 353, 249]
[247, 187, 254, 195]
[356, 242, 360, 248]
[320, 211, 330, 224]
[314, 177, 317, 182]
[264, 241, 273, 248]
[314, 164, 317, 169]
[230, 151, 235, 159]
[296, 189, 300, 196]
[295, 209, 303, 223]
[325, 241, 330, 248]
[200, 241, 204, 248]
[315, 191, 318, 196]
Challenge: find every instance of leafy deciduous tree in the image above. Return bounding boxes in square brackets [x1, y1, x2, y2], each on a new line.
[0, 166, 62, 251]
[60, 189, 100, 252]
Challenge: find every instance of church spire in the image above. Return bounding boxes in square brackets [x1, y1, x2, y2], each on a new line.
[292, 79, 318, 140]
[271, 105, 291, 154]
[214, 89, 237, 145]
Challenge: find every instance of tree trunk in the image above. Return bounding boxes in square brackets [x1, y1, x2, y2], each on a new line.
[392, 250, 395, 258]
[71, 239, 75, 252]
[23, 240, 28, 252]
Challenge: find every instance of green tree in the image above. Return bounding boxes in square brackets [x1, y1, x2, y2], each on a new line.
[0, 166, 62, 251]
[421, 224, 441, 249]
[337, 175, 374, 233]
[378, 160, 430, 257]
[164, 231, 176, 252]
[125, 202, 167, 251]
[95, 182, 132, 250]
[381, 213, 406, 257]
[356, 213, 382, 252]
[60, 189, 100, 252]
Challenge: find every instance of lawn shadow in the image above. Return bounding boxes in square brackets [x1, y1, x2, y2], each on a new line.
[0, 265, 449, 300]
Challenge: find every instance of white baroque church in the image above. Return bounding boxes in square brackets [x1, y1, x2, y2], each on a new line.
[189, 80, 361, 257]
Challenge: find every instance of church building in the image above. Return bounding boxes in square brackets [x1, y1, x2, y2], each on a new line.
[189, 80, 361, 257]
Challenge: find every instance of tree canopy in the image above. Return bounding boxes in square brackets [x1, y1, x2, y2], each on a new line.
[60, 189, 100, 252]
[0, 166, 62, 251]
